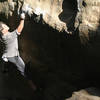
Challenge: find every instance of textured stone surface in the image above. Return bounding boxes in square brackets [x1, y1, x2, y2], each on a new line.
[24, 0, 67, 32]
[0, 0, 67, 32]
[66, 88, 100, 100]
[1, 0, 100, 40]
[75, 0, 100, 43]
[0, 1, 100, 100]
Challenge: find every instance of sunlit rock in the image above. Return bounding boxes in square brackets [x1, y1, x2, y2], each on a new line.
[75, 0, 100, 43]
[66, 87, 100, 100]
[0, 0, 68, 32]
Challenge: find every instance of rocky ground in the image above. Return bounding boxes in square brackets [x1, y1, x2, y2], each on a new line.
[66, 88, 100, 100]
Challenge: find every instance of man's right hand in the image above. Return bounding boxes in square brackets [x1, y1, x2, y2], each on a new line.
[20, 12, 25, 20]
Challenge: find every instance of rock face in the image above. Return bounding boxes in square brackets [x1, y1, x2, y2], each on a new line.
[0, 0, 100, 42]
[1, 0, 100, 100]
[0, 0, 67, 32]
[66, 88, 100, 100]
[75, 0, 100, 43]
[23, 0, 67, 32]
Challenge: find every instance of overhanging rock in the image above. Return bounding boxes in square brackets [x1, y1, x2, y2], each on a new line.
[0, 0, 100, 42]
[0, 0, 68, 32]
[21, 0, 68, 32]
[66, 87, 100, 100]
[75, 0, 100, 44]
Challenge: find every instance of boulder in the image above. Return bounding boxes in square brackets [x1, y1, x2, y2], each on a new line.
[66, 87, 100, 100]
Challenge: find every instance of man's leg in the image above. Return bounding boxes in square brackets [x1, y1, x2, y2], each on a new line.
[7, 56, 25, 76]
[15, 56, 37, 91]
[7, 56, 36, 91]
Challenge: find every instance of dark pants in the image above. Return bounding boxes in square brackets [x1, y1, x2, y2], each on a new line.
[2, 56, 25, 76]
[2, 56, 32, 79]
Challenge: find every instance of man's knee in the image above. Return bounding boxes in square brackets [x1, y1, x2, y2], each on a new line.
[24, 61, 32, 80]
[17, 56, 25, 67]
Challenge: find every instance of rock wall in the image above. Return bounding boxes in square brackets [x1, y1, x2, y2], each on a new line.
[0, 0, 100, 42]
[0, 0, 100, 100]
[23, 0, 67, 32]
[66, 87, 100, 100]
[0, 0, 67, 32]
[75, 0, 100, 44]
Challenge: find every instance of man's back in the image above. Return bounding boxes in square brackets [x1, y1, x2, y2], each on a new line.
[2, 30, 19, 58]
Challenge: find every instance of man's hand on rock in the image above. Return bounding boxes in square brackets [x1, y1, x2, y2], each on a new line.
[20, 12, 26, 20]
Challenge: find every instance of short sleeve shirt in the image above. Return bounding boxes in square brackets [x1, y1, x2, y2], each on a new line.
[2, 30, 20, 58]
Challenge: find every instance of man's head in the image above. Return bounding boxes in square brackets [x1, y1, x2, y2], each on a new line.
[0, 21, 9, 35]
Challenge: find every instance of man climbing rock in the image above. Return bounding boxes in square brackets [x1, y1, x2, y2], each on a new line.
[0, 12, 36, 91]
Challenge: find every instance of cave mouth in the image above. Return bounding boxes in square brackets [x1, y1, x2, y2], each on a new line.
[59, 0, 77, 32]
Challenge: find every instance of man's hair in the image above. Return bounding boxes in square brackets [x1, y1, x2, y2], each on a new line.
[0, 21, 5, 32]
[0, 21, 6, 57]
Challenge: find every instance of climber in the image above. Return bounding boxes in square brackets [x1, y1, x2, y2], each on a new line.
[0, 13, 36, 91]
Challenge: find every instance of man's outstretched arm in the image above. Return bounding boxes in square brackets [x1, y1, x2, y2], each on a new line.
[17, 13, 25, 35]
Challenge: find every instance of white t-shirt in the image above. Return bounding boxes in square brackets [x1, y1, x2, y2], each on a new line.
[2, 30, 20, 58]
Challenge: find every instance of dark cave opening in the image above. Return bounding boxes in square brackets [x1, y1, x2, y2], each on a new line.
[0, 0, 100, 100]
[59, 0, 77, 32]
